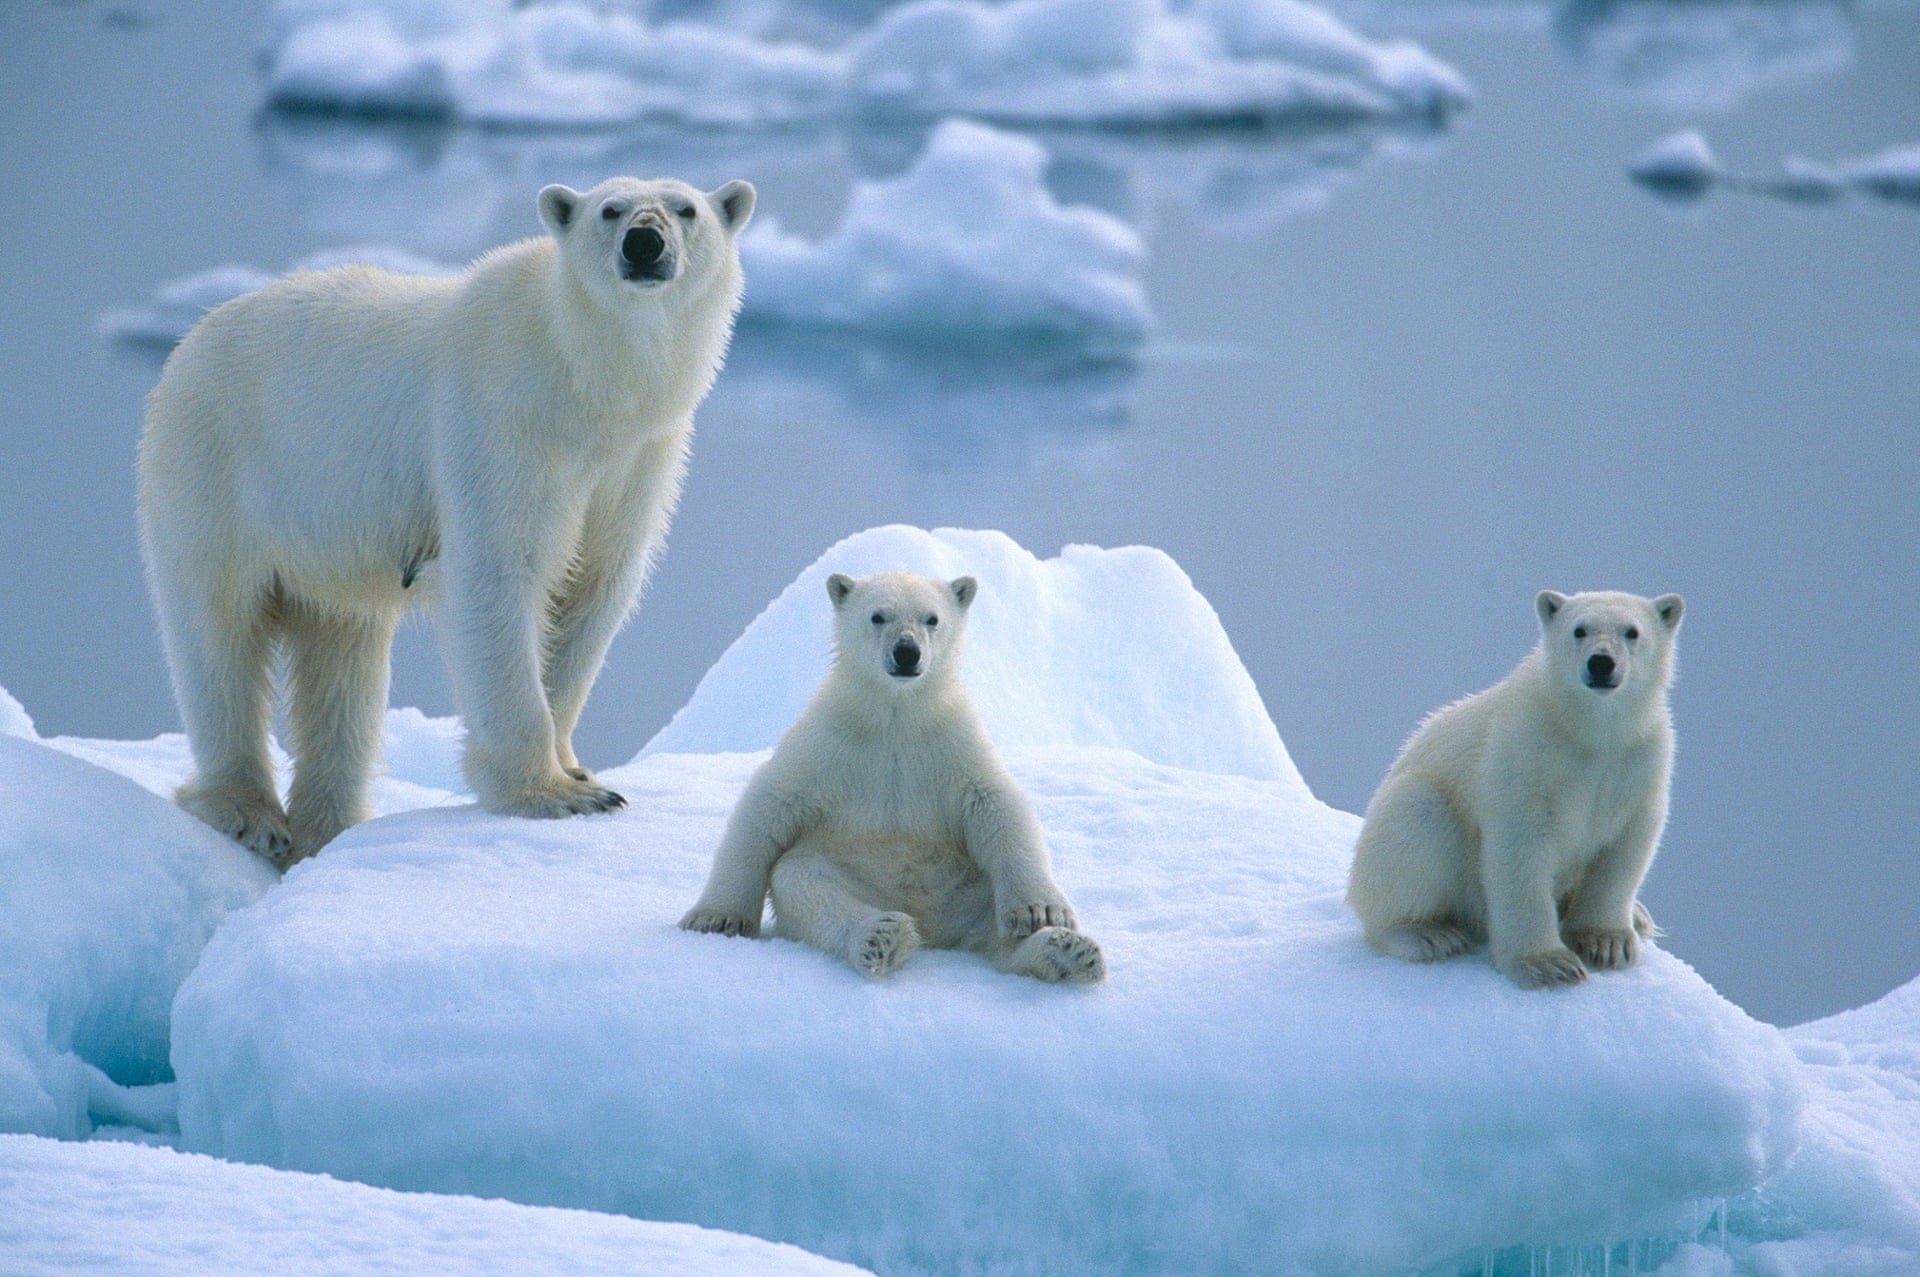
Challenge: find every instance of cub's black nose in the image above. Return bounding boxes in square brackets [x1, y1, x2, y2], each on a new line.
[622, 225, 665, 268]
[1587, 653, 1616, 686]
[891, 638, 921, 676]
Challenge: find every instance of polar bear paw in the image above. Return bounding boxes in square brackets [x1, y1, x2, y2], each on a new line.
[1000, 901, 1078, 940]
[1567, 927, 1639, 971]
[680, 909, 761, 938]
[1012, 927, 1106, 985]
[852, 913, 920, 978]
[181, 786, 296, 869]
[1503, 946, 1589, 990]
[492, 774, 627, 819]
[1374, 922, 1474, 963]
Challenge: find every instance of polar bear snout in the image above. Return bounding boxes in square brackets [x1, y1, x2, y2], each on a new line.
[619, 221, 674, 283]
[1584, 652, 1618, 690]
[888, 636, 923, 678]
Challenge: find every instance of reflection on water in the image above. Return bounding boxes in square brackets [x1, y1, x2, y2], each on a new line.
[1553, 0, 1855, 111]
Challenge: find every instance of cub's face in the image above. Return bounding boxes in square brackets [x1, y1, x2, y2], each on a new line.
[537, 176, 755, 306]
[1536, 589, 1684, 701]
[828, 572, 978, 691]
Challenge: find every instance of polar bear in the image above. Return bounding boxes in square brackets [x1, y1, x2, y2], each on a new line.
[681, 572, 1105, 984]
[138, 176, 755, 866]
[1346, 590, 1684, 989]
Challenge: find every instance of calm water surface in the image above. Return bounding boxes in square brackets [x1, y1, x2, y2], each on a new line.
[1, 0, 1914, 1025]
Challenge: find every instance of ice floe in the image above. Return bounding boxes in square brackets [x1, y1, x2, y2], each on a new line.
[1630, 130, 1920, 209]
[260, 0, 1470, 128]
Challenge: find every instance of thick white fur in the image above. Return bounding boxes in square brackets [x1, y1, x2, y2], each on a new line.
[138, 176, 754, 865]
[1346, 590, 1684, 990]
[681, 573, 1104, 984]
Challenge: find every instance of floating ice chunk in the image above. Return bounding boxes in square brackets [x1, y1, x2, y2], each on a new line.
[1630, 128, 1721, 196]
[741, 121, 1152, 346]
[644, 525, 1302, 789]
[0, 1134, 870, 1276]
[1772, 155, 1847, 203]
[98, 246, 459, 347]
[170, 736, 1802, 1273]
[258, 0, 1470, 128]
[1843, 143, 1920, 204]
[0, 731, 277, 1139]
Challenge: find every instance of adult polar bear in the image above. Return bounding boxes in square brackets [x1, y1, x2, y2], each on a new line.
[138, 176, 754, 865]
[1347, 590, 1683, 989]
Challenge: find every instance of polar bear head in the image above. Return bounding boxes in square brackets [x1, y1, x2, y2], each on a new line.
[1535, 589, 1684, 704]
[536, 175, 755, 309]
[827, 572, 978, 693]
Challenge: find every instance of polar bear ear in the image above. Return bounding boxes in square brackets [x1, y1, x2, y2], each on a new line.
[537, 185, 582, 235]
[1536, 591, 1568, 625]
[1653, 594, 1684, 632]
[826, 574, 857, 608]
[950, 577, 978, 611]
[709, 180, 756, 233]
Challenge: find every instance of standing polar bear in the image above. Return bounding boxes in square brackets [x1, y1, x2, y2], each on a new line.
[681, 572, 1105, 984]
[139, 176, 754, 866]
[1347, 590, 1684, 990]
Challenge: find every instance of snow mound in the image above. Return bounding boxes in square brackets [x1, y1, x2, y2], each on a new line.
[0, 731, 277, 1139]
[0, 1134, 868, 1276]
[259, 0, 1469, 128]
[644, 525, 1304, 791]
[742, 121, 1150, 346]
[1, 686, 32, 738]
[98, 245, 459, 347]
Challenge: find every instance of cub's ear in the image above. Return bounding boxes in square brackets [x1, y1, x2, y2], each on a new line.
[537, 185, 582, 235]
[1653, 593, 1684, 632]
[950, 577, 978, 610]
[1536, 590, 1568, 625]
[826, 573, 856, 608]
[709, 180, 756, 233]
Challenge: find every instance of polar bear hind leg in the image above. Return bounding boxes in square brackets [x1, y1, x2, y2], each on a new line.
[771, 848, 921, 978]
[1000, 927, 1106, 984]
[1348, 777, 1483, 964]
[284, 601, 398, 864]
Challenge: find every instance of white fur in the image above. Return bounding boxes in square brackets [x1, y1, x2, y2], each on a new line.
[1346, 590, 1684, 990]
[138, 176, 755, 865]
[681, 573, 1104, 984]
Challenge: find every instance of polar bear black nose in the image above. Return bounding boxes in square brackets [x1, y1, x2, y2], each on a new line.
[891, 637, 921, 677]
[1587, 653, 1616, 686]
[622, 225, 665, 268]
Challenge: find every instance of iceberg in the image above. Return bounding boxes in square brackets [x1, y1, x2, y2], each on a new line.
[259, 0, 1469, 129]
[156, 527, 1804, 1274]
[0, 1133, 868, 1276]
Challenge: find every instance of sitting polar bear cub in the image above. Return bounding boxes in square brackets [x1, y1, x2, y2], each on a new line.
[682, 572, 1105, 984]
[138, 176, 753, 866]
[1347, 590, 1683, 990]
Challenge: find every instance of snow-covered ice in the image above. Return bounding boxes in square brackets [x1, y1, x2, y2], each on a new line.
[1630, 132, 1920, 210]
[0, 1134, 869, 1277]
[260, 0, 1469, 128]
[1630, 128, 1721, 196]
[0, 732, 276, 1139]
[1841, 143, 1920, 204]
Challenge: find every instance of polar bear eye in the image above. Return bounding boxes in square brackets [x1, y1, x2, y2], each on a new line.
[925, 615, 938, 627]
[1625, 626, 1639, 641]
[1573, 626, 1587, 640]
[870, 612, 885, 625]
[674, 202, 697, 220]
[600, 204, 624, 221]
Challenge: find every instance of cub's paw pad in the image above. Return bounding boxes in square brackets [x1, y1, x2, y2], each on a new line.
[1020, 927, 1106, 985]
[1000, 902, 1077, 940]
[853, 913, 920, 979]
[680, 909, 759, 938]
[1568, 928, 1639, 970]
[1506, 947, 1589, 990]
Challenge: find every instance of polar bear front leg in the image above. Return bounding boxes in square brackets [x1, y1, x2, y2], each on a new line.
[1482, 822, 1587, 989]
[960, 776, 1078, 939]
[1563, 801, 1665, 971]
[439, 467, 624, 819]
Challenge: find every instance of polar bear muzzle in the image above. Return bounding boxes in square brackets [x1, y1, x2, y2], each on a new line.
[888, 636, 922, 679]
[1584, 652, 1617, 691]
[620, 222, 674, 283]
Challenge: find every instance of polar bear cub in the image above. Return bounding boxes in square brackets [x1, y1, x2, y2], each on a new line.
[681, 572, 1105, 984]
[138, 176, 753, 866]
[1347, 590, 1684, 989]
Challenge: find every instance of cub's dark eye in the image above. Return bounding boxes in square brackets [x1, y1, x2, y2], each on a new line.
[675, 203, 697, 220]
[925, 615, 938, 627]
[1573, 626, 1587, 640]
[1625, 626, 1639, 641]
[870, 612, 885, 625]
[601, 205, 623, 221]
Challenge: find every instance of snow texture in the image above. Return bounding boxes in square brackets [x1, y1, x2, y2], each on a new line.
[644, 525, 1304, 789]
[259, 0, 1470, 128]
[741, 121, 1150, 347]
[0, 1134, 869, 1277]
[0, 735, 277, 1140]
[143, 527, 1799, 1275]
